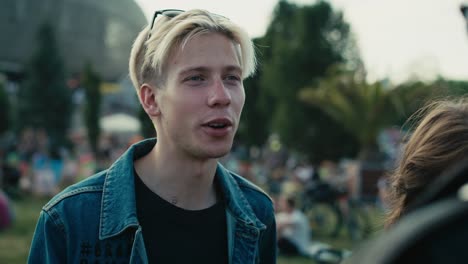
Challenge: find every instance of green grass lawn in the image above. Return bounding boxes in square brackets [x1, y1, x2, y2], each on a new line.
[0, 195, 384, 263]
[0, 195, 49, 263]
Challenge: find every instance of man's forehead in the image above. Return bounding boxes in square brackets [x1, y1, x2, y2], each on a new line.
[163, 33, 243, 77]
[174, 33, 240, 58]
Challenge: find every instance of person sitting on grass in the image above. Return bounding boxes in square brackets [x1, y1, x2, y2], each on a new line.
[276, 195, 311, 257]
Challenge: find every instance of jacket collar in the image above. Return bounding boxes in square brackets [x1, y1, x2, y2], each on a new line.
[215, 164, 266, 231]
[99, 138, 265, 239]
[99, 138, 154, 239]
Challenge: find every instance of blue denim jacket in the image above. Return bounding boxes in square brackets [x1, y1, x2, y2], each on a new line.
[28, 139, 277, 263]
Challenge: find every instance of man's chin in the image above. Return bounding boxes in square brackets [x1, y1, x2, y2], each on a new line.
[206, 149, 231, 159]
[190, 140, 234, 159]
[202, 145, 232, 159]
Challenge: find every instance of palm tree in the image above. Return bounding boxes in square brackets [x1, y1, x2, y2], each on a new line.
[299, 66, 433, 161]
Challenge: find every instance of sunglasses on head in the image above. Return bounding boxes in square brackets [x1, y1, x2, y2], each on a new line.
[149, 9, 185, 31]
[147, 9, 228, 40]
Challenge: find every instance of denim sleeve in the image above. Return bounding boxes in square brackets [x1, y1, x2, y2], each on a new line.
[28, 210, 66, 263]
[259, 206, 277, 264]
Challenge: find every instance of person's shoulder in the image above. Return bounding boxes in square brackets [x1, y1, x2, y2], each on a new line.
[42, 170, 107, 212]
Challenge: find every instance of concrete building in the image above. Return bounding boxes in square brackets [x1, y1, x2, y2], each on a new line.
[0, 0, 147, 81]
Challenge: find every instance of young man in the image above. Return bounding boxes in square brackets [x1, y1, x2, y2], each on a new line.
[28, 9, 277, 263]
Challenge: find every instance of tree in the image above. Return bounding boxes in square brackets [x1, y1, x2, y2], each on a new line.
[237, 38, 273, 148]
[253, 0, 362, 162]
[17, 23, 73, 149]
[391, 80, 445, 126]
[0, 80, 10, 135]
[431, 78, 468, 97]
[82, 63, 101, 155]
[299, 66, 437, 160]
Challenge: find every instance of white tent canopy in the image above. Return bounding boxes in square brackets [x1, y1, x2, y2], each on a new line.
[100, 113, 141, 133]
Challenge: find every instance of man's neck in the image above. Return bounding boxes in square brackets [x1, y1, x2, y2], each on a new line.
[134, 145, 219, 210]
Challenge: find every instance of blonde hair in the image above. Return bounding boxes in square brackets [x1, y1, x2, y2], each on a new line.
[129, 9, 256, 92]
[385, 97, 468, 227]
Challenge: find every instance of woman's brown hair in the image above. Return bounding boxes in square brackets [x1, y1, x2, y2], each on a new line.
[385, 97, 468, 228]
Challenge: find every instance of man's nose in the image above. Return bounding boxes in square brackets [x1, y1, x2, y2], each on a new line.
[207, 78, 231, 107]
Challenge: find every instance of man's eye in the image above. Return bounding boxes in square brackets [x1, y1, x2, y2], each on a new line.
[184, 75, 204, 82]
[225, 75, 241, 81]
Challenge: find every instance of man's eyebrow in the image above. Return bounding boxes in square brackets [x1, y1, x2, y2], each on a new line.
[224, 65, 242, 73]
[178, 66, 210, 76]
[178, 65, 242, 76]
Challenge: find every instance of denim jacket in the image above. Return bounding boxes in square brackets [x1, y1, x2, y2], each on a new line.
[28, 139, 277, 263]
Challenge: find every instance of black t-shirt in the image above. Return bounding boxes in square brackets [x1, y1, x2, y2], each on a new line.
[134, 171, 228, 264]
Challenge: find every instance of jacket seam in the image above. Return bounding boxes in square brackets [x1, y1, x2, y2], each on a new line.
[43, 185, 103, 211]
[43, 208, 67, 237]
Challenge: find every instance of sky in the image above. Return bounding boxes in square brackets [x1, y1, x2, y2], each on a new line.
[134, 0, 468, 84]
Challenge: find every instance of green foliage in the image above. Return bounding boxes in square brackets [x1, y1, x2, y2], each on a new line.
[432, 78, 468, 97]
[82, 63, 101, 154]
[238, 51, 272, 147]
[17, 23, 73, 148]
[0, 80, 10, 135]
[391, 80, 445, 126]
[251, 0, 361, 162]
[299, 67, 437, 159]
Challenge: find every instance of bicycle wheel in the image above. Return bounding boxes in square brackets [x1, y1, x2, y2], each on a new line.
[347, 206, 371, 241]
[304, 202, 342, 238]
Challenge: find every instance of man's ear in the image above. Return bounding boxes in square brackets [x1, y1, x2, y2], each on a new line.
[139, 83, 161, 117]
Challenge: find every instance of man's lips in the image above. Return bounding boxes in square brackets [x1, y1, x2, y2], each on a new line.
[202, 118, 233, 128]
[201, 118, 234, 137]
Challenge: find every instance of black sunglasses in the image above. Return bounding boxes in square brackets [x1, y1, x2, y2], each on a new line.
[147, 9, 228, 40]
[149, 9, 184, 31]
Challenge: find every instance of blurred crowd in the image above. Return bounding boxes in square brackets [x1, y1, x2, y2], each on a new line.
[0, 127, 393, 260]
[0, 127, 394, 208]
[0, 129, 142, 199]
[223, 143, 391, 210]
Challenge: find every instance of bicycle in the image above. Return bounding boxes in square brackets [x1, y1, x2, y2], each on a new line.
[300, 180, 372, 241]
